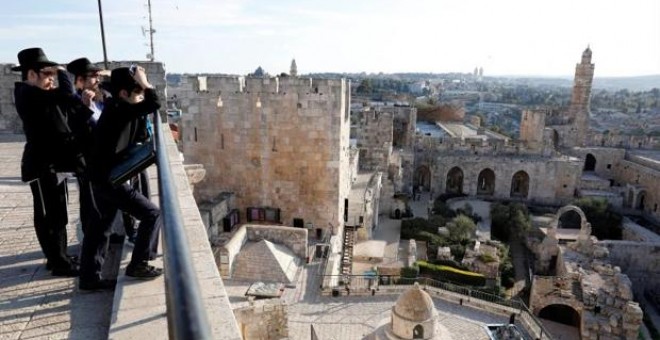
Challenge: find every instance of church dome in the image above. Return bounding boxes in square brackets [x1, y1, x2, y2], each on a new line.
[393, 283, 435, 321]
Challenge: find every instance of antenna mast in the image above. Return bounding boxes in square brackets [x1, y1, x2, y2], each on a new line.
[147, 0, 155, 61]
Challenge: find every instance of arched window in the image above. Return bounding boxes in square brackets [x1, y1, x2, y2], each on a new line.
[413, 324, 424, 339]
[445, 167, 463, 194]
[477, 168, 495, 195]
[510, 171, 530, 198]
[584, 153, 596, 171]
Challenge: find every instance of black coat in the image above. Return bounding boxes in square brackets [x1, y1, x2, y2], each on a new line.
[14, 70, 93, 182]
[91, 88, 160, 182]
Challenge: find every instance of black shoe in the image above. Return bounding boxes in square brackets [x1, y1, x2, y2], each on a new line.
[126, 263, 163, 280]
[51, 265, 80, 277]
[79, 279, 117, 291]
[46, 255, 79, 270]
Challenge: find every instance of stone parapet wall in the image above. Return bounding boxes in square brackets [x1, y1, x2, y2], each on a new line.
[620, 218, 660, 242]
[215, 225, 248, 278]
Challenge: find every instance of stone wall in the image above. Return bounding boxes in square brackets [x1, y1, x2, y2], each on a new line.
[425, 155, 582, 205]
[0, 64, 21, 133]
[621, 218, 660, 243]
[233, 301, 288, 339]
[178, 75, 351, 233]
[587, 131, 658, 150]
[569, 147, 626, 180]
[599, 240, 660, 292]
[246, 225, 308, 259]
[519, 109, 546, 147]
[615, 158, 660, 220]
[356, 109, 393, 171]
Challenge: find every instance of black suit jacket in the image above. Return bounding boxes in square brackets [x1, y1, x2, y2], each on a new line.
[14, 70, 93, 182]
[91, 88, 160, 183]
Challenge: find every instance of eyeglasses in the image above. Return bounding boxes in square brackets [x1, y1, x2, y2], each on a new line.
[38, 69, 56, 77]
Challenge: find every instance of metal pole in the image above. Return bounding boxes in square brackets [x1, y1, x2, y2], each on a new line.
[147, 0, 155, 61]
[97, 0, 109, 69]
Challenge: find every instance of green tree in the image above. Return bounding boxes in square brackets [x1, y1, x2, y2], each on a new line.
[446, 215, 476, 243]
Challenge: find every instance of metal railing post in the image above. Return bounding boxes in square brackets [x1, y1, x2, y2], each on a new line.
[154, 114, 213, 339]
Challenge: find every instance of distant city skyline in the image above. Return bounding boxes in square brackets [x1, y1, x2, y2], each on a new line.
[1, 0, 659, 77]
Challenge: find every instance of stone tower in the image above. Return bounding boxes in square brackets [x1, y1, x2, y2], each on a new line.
[566, 46, 595, 147]
[290, 59, 297, 77]
[520, 109, 546, 146]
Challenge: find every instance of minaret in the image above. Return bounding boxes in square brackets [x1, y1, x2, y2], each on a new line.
[290, 59, 298, 77]
[567, 46, 595, 147]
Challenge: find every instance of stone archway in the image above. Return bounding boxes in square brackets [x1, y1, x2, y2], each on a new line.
[445, 167, 464, 194]
[414, 165, 432, 191]
[558, 210, 582, 229]
[477, 168, 495, 196]
[413, 324, 424, 339]
[548, 205, 592, 241]
[583, 153, 596, 171]
[510, 171, 529, 198]
[636, 190, 647, 211]
[538, 304, 581, 327]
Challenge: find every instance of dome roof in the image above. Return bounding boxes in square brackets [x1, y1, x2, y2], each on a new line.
[393, 283, 436, 322]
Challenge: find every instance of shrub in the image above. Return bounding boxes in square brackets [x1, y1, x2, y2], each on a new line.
[478, 253, 497, 263]
[417, 260, 486, 286]
[490, 202, 531, 241]
[446, 214, 477, 243]
[449, 244, 466, 261]
[400, 265, 419, 278]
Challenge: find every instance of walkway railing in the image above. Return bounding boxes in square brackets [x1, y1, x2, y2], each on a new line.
[154, 114, 212, 339]
[318, 274, 554, 339]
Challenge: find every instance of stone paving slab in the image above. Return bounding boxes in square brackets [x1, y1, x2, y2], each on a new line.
[0, 137, 112, 340]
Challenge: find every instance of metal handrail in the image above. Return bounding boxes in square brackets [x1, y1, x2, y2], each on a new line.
[154, 114, 212, 339]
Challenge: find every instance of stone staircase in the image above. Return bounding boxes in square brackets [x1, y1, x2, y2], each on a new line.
[342, 226, 356, 276]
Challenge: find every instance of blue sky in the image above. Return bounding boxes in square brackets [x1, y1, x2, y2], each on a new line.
[1, 0, 659, 77]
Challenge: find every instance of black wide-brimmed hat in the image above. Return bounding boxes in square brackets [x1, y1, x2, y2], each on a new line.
[11, 48, 59, 71]
[66, 57, 103, 76]
[110, 67, 139, 94]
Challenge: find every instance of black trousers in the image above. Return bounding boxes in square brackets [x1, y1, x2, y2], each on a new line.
[78, 176, 99, 236]
[122, 169, 150, 235]
[79, 181, 161, 282]
[29, 174, 70, 268]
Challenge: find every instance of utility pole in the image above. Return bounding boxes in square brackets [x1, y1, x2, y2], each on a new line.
[147, 0, 155, 61]
[97, 0, 109, 68]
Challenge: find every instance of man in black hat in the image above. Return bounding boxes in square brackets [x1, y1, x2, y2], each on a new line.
[13, 47, 94, 276]
[66, 57, 110, 238]
[67, 57, 108, 125]
[80, 65, 163, 290]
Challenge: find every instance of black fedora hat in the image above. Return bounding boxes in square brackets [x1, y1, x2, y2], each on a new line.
[11, 48, 59, 72]
[67, 57, 103, 76]
[110, 67, 139, 94]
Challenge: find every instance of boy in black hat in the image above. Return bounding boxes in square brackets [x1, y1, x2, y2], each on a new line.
[12, 47, 94, 276]
[79, 65, 162, 290]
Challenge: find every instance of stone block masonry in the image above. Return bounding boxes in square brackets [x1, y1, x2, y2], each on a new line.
[179, 75, 352, 234]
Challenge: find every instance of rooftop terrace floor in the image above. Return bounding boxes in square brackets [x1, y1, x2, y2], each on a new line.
[0, 136, 113, 340]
